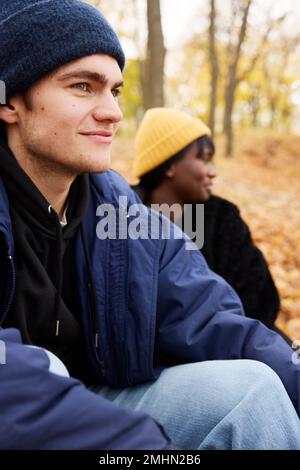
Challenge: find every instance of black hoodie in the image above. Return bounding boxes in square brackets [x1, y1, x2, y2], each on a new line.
[0, 142, 93, 383]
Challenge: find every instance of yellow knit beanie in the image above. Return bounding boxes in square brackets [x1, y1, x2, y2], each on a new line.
[134, 107, 211, 178]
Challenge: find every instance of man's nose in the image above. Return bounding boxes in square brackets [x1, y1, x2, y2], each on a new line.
[92, 94, 123, 124]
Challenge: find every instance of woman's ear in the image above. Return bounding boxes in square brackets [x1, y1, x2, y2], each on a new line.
[165, 164, 176, 178]
[0, 102, 18, 124]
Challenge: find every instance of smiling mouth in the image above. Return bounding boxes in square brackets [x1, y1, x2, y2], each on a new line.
[204, 183, 213, 192]
[79, 131, 113, 143]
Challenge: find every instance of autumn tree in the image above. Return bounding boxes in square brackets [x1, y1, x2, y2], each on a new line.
[208, 0, 219, 138]
[222, 0, 252, 156]
[208, 0, 288, 155]
[262, 36, 300, 130]
[142, 0, 166, 110]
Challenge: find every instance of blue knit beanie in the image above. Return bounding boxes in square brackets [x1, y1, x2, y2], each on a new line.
[0, 0, 125, 101]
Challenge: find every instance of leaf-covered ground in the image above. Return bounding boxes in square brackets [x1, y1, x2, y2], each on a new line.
[111, 130, 300, 340]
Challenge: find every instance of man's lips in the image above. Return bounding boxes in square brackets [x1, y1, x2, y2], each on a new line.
[79, 130, 113, 143]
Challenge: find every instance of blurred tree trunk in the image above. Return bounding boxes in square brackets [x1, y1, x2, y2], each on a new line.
[249, 85, 260, 128]
[142, 0, 166, 110]
[208, 0, 219, 138]
[263, 43, 293, 129]
[132, 0, 144, 126]
[241, 16, 287, 130]
[223, 0, 252, 157]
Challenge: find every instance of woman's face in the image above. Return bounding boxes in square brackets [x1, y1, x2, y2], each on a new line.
[167, 141, 216, 203]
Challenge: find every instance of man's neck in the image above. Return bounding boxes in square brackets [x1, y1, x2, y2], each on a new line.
[8, 139, 74, 219]
[37, 178, 71, 220]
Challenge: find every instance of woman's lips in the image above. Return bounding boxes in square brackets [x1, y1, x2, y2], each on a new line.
[204, 183, 213, 194]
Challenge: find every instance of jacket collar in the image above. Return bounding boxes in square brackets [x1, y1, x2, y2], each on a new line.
[0, 178, 14, 256]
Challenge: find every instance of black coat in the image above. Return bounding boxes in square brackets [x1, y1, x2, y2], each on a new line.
[133, 185, 284, 333]
[201, 195, 280, 328]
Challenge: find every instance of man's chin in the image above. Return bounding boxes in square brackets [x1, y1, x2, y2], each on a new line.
[82, 154, 111, 174]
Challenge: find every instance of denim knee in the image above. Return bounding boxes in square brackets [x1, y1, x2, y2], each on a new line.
[234, 359, 284, 390]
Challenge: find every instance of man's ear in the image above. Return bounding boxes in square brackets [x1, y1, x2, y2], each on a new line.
[0, 102, 18, 124]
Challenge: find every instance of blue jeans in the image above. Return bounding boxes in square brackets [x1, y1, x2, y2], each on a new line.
[91, 360, 300, 450]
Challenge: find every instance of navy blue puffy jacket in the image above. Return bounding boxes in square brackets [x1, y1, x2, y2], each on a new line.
[0, 170, 299, 449]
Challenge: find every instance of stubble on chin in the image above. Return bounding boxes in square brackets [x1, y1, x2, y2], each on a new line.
[77, 149, 112, 174]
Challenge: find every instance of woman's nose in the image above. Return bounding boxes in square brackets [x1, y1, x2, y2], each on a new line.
[207, 163, 217, 178]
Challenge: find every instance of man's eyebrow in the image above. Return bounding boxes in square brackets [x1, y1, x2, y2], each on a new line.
[56, 70, 124, 88]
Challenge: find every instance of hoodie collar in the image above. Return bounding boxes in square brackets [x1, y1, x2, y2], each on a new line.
[0, 141, 89, 240]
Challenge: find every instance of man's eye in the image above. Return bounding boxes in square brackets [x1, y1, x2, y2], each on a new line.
[112, 88, 121, 98]
[72, 83, 89, 92]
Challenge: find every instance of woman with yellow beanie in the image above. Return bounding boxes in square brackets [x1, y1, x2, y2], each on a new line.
[133, 107, 286, 339]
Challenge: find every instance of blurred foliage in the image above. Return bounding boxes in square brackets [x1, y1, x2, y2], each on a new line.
[84, 0, 300, 139]
[120, 59, 143, 124]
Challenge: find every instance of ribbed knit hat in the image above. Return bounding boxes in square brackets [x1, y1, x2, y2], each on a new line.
[0, 0, 125, 101]
[134, 108, 211, 178]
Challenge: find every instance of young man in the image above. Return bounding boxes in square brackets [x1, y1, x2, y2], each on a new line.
[0, 0, 300, 450]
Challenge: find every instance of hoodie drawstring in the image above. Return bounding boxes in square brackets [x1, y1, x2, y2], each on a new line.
[48, 204, 63, 337]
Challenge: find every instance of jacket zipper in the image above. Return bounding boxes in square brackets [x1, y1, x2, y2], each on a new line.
[87, 281, 105, 377]
[0, 255, 16, 325]
[80, 225, 105, 377]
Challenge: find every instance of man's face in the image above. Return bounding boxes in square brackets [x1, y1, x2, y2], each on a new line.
[8, 54, 123, 176]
